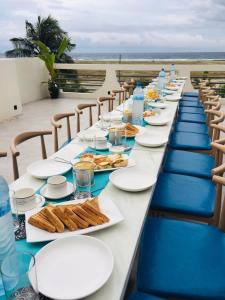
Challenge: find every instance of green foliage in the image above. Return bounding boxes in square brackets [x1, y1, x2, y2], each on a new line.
[217, 84, 225, 97]
[35, 37, 69, 82]
[5, 15, 75, 62]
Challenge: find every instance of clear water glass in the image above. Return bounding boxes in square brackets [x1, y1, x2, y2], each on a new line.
[1, 252, 39, 300]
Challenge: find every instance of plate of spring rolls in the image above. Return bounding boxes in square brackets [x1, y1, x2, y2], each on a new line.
[25, 197, 124, 243]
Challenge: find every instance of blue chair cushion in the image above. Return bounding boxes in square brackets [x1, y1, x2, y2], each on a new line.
[174, 121, 208, 135]
[129, 291, 165, 300]
[180, 101, 203, 108]
[178, 113, 206, 124]
[182, 96, 199, 102]
[163, 150, 214, 178]
[179, 107, 204, 115]
[183, 91, 199, 97]
[151, 172, 215, 217]
[170, 132, 211, 150]
[137, 217, 225, 299]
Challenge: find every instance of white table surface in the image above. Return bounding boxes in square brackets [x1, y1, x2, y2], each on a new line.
[10, 81, 185, 300]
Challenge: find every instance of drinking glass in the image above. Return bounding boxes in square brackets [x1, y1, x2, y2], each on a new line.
[72, 161, 94, 199]
[109, 127, 122, 146]
[1, 252, 39, 300]
[100, 113, 111, 130]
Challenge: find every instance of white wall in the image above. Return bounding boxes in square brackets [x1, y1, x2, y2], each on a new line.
[0, 58, 48, 122]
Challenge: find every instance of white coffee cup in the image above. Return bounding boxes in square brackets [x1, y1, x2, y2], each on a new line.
[13, 187, 38, 210]
[47, 175, 67, 196]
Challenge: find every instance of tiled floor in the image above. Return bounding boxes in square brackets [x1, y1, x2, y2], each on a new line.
[0, 97, 110, 183]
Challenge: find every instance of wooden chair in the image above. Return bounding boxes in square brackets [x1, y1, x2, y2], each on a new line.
[111, 89, 125, 105]
[10, 130, 52, 180]
[75, 103, 97, 133]
[51, 112, 75, 152]
[0, 151, 7, 157]
[97, 96, 115, 118]
[122, 82, 135, 98]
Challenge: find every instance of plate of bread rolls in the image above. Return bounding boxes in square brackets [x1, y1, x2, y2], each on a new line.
[25, 197, 124, 243]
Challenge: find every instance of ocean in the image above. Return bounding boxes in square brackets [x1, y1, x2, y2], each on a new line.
[70, 52, 225, 61]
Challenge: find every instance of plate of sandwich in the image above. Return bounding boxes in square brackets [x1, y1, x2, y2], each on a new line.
[26, 197, 124, 243]
[72, 153, 136, 172]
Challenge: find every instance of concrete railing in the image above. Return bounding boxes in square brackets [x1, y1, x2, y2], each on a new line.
[55, 62, 225, 98]
[1, 57, 225, 122]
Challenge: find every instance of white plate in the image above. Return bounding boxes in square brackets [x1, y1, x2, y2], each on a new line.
[144, 115, 169, 126]
[78, 129, 108, 141]
[72, 154, 136, 173]
[165, 95, 182, 102]
[135, 133, 168, 147]
[165, 86, 179, 91]
[34, 236, 113, 300]
[40, 182, 74, 200]
[133, 125, 146, 136]
[10, 194, 45, 215]
[27, 159, 72, 179]
[25, 198, 124, 243]
[109, 167, 156, 192]
[162, 89, 174, 95]
[148, 102, 167, 109]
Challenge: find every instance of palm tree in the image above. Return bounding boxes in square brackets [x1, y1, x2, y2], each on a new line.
[5, 15, 75, 62]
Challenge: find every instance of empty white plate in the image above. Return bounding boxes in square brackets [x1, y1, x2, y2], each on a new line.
[165, 95, 181, 102]
[148, 102, 167, 109]
[34, 235, 113, 300]
[109, 167, 156, 192]
[27, 159, 72, 179]
[135, 133, 168, 147]
[144, 115, 169, 126]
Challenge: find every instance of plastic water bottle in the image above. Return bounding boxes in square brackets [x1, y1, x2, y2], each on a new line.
[170, 64, 175, 82]
[0, 176, 16, 265]
[132, 81, 144, 125]
[157, 68, 166, 91]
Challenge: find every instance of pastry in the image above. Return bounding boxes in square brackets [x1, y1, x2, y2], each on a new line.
[53, 206, 78, 231]
[42, 207, 64, 233]
[28, 213, 56, 233]
[64, 207, 89, 229]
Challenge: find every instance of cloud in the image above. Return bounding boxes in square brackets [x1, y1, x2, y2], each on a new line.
[1, 0, 225, 52]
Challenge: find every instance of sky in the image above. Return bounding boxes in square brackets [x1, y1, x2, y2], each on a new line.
[0, 0, 225, 53]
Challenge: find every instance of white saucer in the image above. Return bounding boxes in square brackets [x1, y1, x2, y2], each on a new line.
[10, 194, 45, 215]
[40, 182, 74, 200]
[135, 133, 168, 147]
[78, 129, 108, 141]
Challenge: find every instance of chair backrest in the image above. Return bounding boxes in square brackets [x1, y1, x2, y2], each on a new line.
[0, 151, 7, 157]
[10, 130, 52, 180]
[75, 103, 97, 133]
[122, 82, 134, 98]
[51, 112, 75, 152]
[210, 142, 225, 226]
[97, 96, 115, 117]
[111, 89, 125, 105]
[206, 110, 225, 141]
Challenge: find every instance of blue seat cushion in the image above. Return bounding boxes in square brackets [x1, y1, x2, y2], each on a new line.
[182, 96, 199, 102]
[183, 91, 199, 97]
[129, 292, 165, 300]
[137, 217, 225, 299]
[174, 122, 208, 135]
[180, 101, 203, 108]
[170, 132, 211, 150]
[151, 172, 215, 217]
[178, 112, 206, 124]
[163, 150, 214, 178]
[179, 106, 204, 115]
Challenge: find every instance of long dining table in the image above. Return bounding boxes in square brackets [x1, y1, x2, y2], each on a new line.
[7, 80, 186, 300]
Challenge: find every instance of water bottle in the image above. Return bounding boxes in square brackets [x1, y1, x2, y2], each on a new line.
[132, 81, 144, 125]
[0, 176, 16, 266]
[157, 68, 166, 91]
[170, 64, 175, 82]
